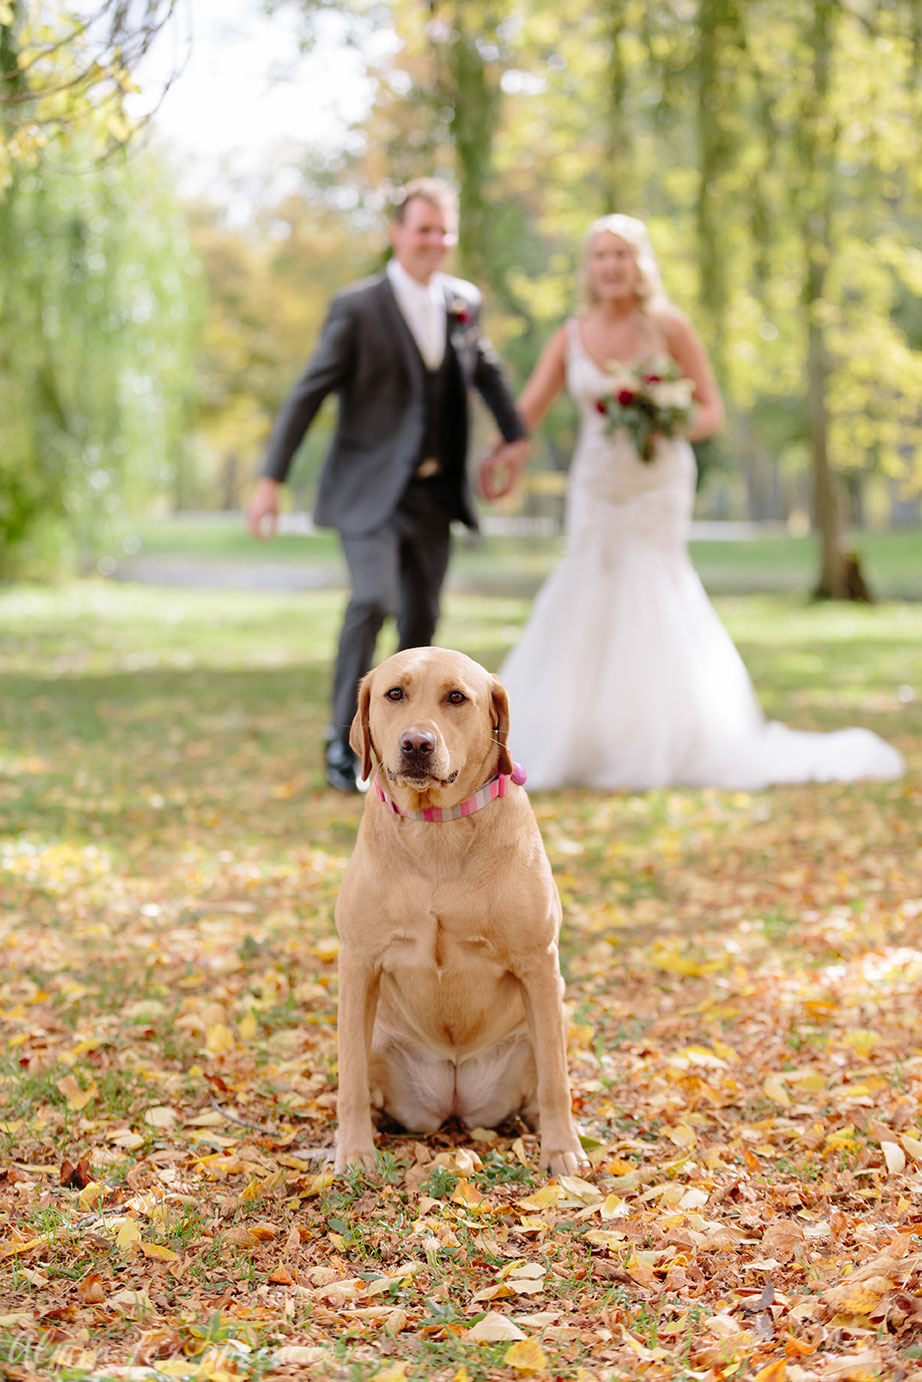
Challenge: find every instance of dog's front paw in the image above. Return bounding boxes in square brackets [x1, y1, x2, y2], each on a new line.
[541, 1145, 590, 1177]
[334, 1145, 378, 1174]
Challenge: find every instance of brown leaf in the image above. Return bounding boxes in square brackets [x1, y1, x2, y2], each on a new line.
[77, 1272, 106, 1304]
[741, 1280, 775, 1313]
[60, 1157, 93, 1189]
[591, 1258, 632, 1283]
[760, 1220, 805, 1263]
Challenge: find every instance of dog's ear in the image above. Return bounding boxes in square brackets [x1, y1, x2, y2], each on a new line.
[349, 673, 376, 782]
[490, 677, 514, 777]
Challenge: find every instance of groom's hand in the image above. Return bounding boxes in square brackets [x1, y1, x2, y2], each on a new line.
[479, 438, 529, 501]
[247, 477, 281, 538]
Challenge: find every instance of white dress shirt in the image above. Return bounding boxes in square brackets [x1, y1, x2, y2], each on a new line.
[386, 258, 447, 371]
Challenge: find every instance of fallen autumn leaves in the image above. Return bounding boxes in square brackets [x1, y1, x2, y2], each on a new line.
[1, 584, 921, 1380]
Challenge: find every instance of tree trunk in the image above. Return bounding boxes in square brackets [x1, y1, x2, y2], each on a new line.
[695, 0, 741, 376]
[806, 276, 848, 597]
[799, 0, 865, 599]
[601, 2, 630, 212]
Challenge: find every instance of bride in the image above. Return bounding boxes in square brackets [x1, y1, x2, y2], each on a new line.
[480, 214, 904, 791]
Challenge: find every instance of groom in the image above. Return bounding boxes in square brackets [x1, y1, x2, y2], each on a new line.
[247, 178, 529, 792]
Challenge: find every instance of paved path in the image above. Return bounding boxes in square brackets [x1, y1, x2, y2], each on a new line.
[113, 557, 342, 591]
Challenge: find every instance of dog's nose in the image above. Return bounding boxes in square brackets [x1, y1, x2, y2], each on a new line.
[400, 729, 436, 759]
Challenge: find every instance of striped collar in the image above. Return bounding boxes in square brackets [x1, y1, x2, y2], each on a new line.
[374, 762, 527, 823]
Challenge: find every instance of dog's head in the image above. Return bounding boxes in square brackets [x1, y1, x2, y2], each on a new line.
[350, 647, 513, 806]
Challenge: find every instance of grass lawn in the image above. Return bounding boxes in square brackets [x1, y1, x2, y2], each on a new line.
[121, 514, 922, 600]
[1, 579, 921, 1380]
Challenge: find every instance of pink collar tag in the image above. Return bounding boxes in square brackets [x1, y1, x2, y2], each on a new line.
[375, 763, 527, 823]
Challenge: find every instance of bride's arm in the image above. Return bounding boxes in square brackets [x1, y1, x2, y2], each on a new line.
[662, 312, 725, 441]
[517, 326, 568, 431]
[479, 326, 568, 499]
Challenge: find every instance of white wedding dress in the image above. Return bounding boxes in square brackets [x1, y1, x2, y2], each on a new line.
[499, 322, 904, 791]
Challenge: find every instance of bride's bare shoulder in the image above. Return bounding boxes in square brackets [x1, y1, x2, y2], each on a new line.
[651, 307, 694, 345]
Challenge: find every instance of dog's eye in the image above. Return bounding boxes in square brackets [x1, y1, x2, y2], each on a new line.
[385, 687, 404, 701]
[447, 690, 467, 705]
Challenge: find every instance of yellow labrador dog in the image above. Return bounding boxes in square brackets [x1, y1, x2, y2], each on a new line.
[333, 646, 586, 1177]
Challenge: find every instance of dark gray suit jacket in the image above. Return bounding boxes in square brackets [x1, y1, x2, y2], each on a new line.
[261, 270, 526, 536]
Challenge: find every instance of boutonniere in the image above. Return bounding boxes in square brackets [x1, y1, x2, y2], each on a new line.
[448, 297, 473, 326]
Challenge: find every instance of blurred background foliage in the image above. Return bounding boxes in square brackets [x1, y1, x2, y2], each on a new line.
[1, 0, 921, 589]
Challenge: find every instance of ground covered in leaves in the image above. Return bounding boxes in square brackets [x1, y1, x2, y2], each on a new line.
[1, 581, 921, 1382]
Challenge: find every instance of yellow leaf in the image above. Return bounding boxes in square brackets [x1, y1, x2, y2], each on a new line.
[204, 1022, 236, 1056]
[301, 1170, 336, 1197]
[841, 1029, 880, 1056]
[788, 1071, 827, 1092]
[510, 1137, 530, 1166]
[627, 1260, 660, 1289]
[603, 1155, 638, 1174]
[881, 1141, 906, 1175]
[763, 1074, 790, 1106]
[466, 1312, 527, 1341]
[138, 1243, 179, 1265]
[451, 1370, 470, 1382]
[667, 1123, 697, 1148]
[238, 1011, 258, 1041]
[143, 1105, 177, 1129]
[518, 1184, 564, 1211]
[309, 936, 340, 963]
[504, 1337, 548, 1374]
[240, 1180, 263, 1203]
[0, 1236, 44, 1260]
[601, 1193, 629, 1219]
[825, 1126, 858, 1150]
[56, 1075, 97, 1111]
[371, 1365, 410, 1382]
[115, 1219, 142, 1250]
[249, 1223, 277, 1242]
[899, 1133, 922, 1162]
[678, 1187, 709, 1210]
[432, 1148, 482, 1176]
[650, 942, 709, 976]
[586, 1229, 627, 1249]
[753, 1362, 787, 1382]
[384, 1307, 407, 1337]
[0, 6, 14, 26]
[470, 1282, 516, 1303]
[78, 1181, 104, 1210]
[824, 1281, 887, 1316]
[557, 1174, 601, 1203]
[451, 1180, 486, 1209]
[140, 1242, 180, 1263]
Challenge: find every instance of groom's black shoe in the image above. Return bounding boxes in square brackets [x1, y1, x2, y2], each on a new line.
[326, 737, 360, 794]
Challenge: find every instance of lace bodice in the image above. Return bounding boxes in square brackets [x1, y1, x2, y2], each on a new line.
[563, 317, 696, 540]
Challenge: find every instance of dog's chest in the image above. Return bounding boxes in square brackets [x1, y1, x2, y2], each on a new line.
[379, 907, 503, 978]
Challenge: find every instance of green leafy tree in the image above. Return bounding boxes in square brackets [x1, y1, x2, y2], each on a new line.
[0, 145, 202, 575]
[0, 0, 199, 576]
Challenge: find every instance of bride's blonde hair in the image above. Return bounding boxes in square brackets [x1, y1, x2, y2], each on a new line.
[581, 214, 671, 314]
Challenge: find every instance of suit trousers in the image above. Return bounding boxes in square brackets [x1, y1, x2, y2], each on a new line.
[330, 479, 454, 744]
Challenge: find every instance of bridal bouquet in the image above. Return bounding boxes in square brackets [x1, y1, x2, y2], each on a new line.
[595, 357, 695, 462]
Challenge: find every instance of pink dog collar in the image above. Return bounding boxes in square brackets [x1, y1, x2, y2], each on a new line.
[374, 762, 527, 823]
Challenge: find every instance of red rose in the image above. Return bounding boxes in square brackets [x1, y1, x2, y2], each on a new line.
[595, 399, 608, 415]
[644, 373, 661, 385]
[617, 388, 635, 406]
